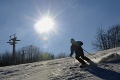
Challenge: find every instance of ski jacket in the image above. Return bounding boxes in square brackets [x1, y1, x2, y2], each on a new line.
[70, 41, 83, 56]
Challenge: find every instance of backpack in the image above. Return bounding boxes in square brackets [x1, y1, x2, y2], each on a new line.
[76, 41, 83, 46]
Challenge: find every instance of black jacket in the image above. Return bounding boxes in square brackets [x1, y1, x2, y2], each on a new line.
[70, 41, 83, 56]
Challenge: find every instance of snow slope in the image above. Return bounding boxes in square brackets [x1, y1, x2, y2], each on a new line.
[0, 47, 120, 80]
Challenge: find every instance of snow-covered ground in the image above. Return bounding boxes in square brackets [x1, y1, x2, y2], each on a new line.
[0, 47, 120, 80]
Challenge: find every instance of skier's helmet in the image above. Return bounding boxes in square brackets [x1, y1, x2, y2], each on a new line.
[71, 38, 75, 44]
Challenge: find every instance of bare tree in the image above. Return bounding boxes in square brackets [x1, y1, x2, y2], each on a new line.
[92, 27, 107, 50]
[17, 45, 42, 63]
[0, 51, 12, 66]
[92, 25, 120, 51]
[108, 25, 120, 48]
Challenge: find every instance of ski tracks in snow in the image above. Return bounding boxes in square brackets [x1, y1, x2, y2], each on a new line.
[51, 61, 120, 80]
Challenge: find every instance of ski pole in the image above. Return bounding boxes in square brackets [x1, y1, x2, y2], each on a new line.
[83, 49, 96, 59]
[83, 49, 92, 55]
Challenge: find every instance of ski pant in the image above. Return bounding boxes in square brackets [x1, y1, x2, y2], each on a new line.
[75, 52, 91, 65]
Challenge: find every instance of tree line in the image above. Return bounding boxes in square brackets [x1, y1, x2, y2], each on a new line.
[92, 24, 120, 50]
[0, 45, 67, 67]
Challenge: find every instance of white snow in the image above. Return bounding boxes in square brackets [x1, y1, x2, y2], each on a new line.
[0, 47, 120, 80]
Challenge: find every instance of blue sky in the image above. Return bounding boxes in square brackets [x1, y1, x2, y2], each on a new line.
[0, 0, 120, 55]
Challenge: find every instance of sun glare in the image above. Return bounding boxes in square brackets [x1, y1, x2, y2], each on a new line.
[34, 16, 55, 34]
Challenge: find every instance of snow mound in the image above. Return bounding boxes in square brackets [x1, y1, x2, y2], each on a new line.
[98, 52, 120, 63]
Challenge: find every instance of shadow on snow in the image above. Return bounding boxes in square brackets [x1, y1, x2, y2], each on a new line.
[86, 62, 120, 80]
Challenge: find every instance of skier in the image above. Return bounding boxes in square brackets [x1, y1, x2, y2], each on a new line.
[69, 38, 92, 67]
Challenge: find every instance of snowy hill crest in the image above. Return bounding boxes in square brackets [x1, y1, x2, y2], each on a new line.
[0, 47, 120, 80]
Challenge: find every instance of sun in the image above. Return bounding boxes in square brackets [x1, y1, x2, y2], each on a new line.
[34, 16, 55, 34]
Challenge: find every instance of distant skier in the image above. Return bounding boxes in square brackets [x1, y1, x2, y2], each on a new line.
[69, 38, 92, 67]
